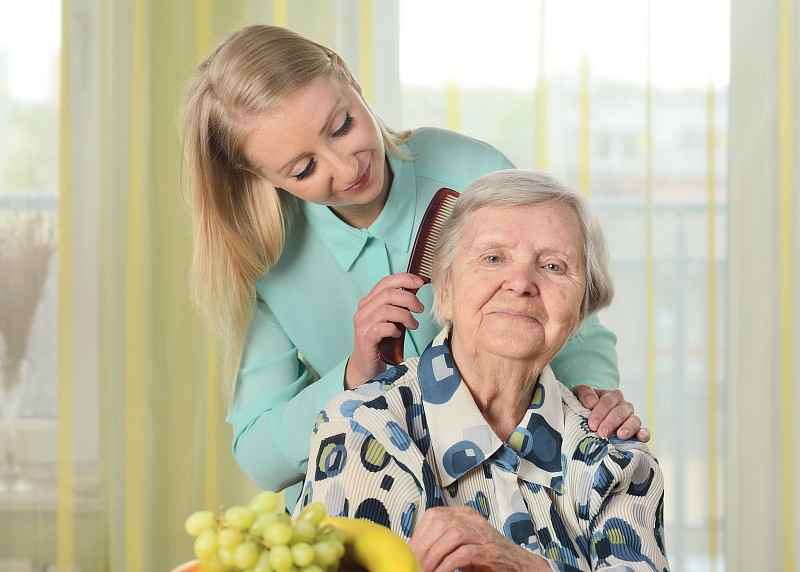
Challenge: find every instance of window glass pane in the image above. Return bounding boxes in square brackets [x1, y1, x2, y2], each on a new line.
[0, 0, 60, 422]
[0, 10, 61, 546]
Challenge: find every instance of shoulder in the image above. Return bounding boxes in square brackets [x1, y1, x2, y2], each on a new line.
[407, 127, 514, 189]
[560, 402, 662, 507]
[315, 360, 421, 428]
[560, 385, 657, 464]
[407, 126, 506, 159]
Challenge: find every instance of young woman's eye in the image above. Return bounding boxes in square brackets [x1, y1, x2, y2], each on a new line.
[293, 158, 316, 181]
[332, 113, 353, 137]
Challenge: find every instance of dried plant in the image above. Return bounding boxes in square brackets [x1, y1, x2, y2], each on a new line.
[0, 211, 57, 392]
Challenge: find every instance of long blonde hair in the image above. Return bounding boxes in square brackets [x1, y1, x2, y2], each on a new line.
[179, 25, 409, 402]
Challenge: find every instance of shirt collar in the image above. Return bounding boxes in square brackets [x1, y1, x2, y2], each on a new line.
[419, 327, 565, 492]
[508, 365, 566, 494]
[299, 148, 417, 271]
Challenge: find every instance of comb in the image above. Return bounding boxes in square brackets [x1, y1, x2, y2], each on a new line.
[378, 187, 460, 365]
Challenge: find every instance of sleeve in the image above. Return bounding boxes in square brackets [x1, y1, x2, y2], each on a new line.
[585, 450, 670, 571]
[225, 297, 351, 493]
[549, 314, 620, 390]
[294, 415, 423, 541]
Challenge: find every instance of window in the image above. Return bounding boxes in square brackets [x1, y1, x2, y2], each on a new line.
[0, 0, 62, 484]
[1, 0, 102, 568]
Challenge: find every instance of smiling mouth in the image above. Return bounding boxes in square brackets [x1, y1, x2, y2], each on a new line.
[493, 310, 541, 322]
[340, 163, 371, 194]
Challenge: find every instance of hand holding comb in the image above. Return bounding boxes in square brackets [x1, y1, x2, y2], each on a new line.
[377, 187, 460, 365]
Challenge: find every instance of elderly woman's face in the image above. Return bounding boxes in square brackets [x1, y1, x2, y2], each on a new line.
[438, 203, 586, 364]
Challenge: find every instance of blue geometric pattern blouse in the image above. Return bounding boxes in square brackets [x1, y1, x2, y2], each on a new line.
[295, 328, 669, 571]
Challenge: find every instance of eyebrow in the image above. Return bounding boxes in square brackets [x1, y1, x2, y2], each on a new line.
[319, 105, 338, 136]
[277, 105, 341, 176]
[469, 239, 580, 261]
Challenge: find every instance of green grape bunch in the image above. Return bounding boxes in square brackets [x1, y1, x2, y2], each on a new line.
[181, 491, 346, 572]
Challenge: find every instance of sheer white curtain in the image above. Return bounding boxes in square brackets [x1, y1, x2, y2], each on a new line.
[388, 1, 728, 570]
[727, 0, 800, 570]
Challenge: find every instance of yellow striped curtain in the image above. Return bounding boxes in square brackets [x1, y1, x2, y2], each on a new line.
[93, 3, 282, 569]
[53, 1, 277, 570]
[2, 1, 797, 571]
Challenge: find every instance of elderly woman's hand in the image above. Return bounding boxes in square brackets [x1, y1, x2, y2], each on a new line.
[572, 385, 651, 442]
[408, 506, 551, 572]
[345, 273, 425, 389]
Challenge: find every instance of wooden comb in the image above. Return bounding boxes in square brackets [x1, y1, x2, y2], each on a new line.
[377, 187, 460, 365]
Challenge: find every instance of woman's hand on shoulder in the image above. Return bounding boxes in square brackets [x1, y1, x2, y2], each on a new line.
[572, 385, 651, 442]
[345, 273, 425, 389]
[409, 506, 551, 572]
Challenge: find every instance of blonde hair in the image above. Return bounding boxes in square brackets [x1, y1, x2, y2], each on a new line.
[180, 25, 410, 403]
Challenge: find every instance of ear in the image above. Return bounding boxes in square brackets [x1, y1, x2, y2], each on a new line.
[330, 52, 363, 95]
[434, 273, 454, 322]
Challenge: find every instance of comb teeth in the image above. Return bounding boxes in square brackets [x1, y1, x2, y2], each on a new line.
[407, 190, 459, 281]
[378, 187, 460, 366]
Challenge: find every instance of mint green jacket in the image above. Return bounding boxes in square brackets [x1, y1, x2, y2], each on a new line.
[227, 128, 619, 503]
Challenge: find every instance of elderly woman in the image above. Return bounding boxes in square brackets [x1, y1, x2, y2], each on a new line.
[295, 170, 668, 572]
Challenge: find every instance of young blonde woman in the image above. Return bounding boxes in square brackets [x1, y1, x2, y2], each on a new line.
[180, 25, 648, 505]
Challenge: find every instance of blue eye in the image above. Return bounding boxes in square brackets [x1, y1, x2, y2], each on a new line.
[544, 263, 562, 272]
[333, 113, 353, 137]
[293, 158, 316, 181]
[485, 255, 501, 264]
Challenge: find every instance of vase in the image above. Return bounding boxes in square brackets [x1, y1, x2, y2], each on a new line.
[0, 357, 33, 493]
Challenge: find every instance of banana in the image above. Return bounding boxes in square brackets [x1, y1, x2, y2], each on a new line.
[321, 516, 423, 572]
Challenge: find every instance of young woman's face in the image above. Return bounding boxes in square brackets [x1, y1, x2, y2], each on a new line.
[242, 75, 389, 228]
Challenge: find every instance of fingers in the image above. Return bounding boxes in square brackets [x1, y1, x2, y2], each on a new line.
[410, 507, 475, 571]
[359, 273, 425, 308]
[353, 288, 423, 352]
[355, 274, 425, 340]
[615, 414, 642, 441]
[410, 507, 542, 572]
[586, 389, 633, 439]
[408, 507, 448, 564]
[357, 300, 421, 338]
[573, 384, 600, 409]
[584, 388, 621, 434]
[346, 273, 426, 387]
[581, 388, 650, 441]
[429, 543, 489, 572]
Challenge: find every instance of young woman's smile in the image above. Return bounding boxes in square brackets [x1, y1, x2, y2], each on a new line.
[242, 75, 390, 228]
[339, 163, 372, 194]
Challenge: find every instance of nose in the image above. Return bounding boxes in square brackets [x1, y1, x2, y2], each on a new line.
[504, 261, 538, 296]
[327, 148, 360, 189]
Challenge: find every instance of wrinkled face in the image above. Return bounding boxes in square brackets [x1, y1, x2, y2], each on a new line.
[242, 75, 388, 227]
[438, 203, 587, 365]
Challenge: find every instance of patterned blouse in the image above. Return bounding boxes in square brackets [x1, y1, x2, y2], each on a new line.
[296, 328, 669, 572]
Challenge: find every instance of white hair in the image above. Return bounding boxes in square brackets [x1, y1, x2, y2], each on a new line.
[430, 169, 614, 326]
